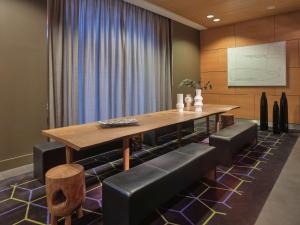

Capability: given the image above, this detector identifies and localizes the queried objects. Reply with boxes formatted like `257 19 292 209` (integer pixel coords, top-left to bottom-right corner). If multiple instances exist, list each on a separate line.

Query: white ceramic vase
185 94 193 111
194 89 203 112
176 94 184 112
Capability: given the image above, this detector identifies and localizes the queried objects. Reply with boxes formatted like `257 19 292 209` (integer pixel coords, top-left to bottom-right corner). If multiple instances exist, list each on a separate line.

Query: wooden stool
46 164 85 225
221 114 234 129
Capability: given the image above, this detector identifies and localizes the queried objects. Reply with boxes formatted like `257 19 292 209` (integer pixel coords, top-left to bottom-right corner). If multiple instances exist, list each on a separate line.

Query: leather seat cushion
103 143 216 225
103 163 167 196
210 122 257 142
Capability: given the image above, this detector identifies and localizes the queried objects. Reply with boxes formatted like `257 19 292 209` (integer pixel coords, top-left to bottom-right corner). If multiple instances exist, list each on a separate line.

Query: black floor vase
280 92 289 133
273 101 280 134
260 92 268 130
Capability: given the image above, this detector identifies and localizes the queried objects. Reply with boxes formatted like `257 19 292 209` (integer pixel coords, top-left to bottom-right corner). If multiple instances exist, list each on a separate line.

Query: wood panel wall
200 11 300 124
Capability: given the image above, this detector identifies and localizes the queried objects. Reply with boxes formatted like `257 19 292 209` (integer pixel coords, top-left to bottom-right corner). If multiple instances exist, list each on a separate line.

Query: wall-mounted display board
228 41 286 87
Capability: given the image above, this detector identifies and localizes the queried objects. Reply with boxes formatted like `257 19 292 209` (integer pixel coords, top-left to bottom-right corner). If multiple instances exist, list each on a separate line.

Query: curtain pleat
48 0 172 127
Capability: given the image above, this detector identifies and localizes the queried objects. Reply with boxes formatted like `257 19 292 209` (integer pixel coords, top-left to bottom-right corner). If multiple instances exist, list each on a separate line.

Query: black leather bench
102 143 216 225
33 140 122 184
209 121 257 166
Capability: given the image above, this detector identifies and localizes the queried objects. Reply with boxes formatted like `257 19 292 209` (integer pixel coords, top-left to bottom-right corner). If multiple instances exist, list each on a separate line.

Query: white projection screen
228 41 286 86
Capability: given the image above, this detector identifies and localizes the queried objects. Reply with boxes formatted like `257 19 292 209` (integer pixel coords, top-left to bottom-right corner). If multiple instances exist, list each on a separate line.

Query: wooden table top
43 104 239 151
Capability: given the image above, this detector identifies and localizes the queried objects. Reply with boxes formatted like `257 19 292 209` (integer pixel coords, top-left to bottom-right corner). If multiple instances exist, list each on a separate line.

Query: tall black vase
273 101 280 134
280 92 289 133
260 92 268 130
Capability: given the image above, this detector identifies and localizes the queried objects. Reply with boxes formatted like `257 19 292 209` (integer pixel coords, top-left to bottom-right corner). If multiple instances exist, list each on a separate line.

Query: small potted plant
179 79 212 112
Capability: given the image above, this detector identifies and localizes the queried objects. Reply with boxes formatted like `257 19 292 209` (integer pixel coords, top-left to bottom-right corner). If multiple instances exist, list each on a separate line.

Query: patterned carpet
0 125 295 225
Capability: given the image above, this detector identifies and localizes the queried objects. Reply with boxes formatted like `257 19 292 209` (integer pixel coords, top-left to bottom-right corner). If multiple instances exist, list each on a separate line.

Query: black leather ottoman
33 140 122 184
33 142 66 184
209 121 257 166
103 143 216 225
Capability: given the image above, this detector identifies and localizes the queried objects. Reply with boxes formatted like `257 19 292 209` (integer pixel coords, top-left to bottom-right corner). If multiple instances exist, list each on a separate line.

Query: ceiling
146 0 300 28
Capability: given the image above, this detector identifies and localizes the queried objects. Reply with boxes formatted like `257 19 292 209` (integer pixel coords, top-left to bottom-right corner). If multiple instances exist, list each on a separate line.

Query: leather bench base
103 143 216 225
209 121 257 166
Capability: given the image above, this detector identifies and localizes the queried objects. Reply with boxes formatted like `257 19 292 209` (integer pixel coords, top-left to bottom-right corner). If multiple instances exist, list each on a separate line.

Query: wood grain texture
200 49 227 72
65 146 73 164
276 68 300 96
235 16 275 47
123 138 130 171
286 40 300 67
219 95 255 119
201 72 235 94
147 0 300 28
46 164 84 180
200 11 300 124
200 25 235 50
275 11 300 41
202 94 220 104
46 164 85 225
43 105 239 151
235 87 276 95
287 96 300 123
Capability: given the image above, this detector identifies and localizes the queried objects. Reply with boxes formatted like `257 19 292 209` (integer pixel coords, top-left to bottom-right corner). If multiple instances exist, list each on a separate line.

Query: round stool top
46 164 84 180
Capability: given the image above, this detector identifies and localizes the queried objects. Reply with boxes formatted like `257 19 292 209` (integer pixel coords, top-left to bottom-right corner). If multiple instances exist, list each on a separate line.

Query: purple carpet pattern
0 130 284 225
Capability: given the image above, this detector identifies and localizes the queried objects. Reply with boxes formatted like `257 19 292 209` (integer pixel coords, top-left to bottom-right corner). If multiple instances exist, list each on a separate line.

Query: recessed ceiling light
213 18 220 22
207 15 214 19
266 5 276 10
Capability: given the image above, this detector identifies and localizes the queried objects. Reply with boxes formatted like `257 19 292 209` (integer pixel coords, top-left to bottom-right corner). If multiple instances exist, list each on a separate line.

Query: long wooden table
43 104 239 170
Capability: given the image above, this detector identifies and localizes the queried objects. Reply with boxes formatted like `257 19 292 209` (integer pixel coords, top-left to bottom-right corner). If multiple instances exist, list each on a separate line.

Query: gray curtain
48 0 172 128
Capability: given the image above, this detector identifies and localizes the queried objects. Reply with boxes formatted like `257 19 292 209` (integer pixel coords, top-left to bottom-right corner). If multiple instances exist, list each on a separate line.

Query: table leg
50 215 57 225
206 167 216 181
123 137 130 171
206 117 210 135
177 123 182 147
215 114 220 132
64 216 71 225
76 205 84 218
65 146 74 164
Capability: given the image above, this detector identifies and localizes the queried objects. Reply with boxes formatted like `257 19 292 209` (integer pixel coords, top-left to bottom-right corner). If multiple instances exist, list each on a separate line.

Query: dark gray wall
0 0 48 171
171 21 200 107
